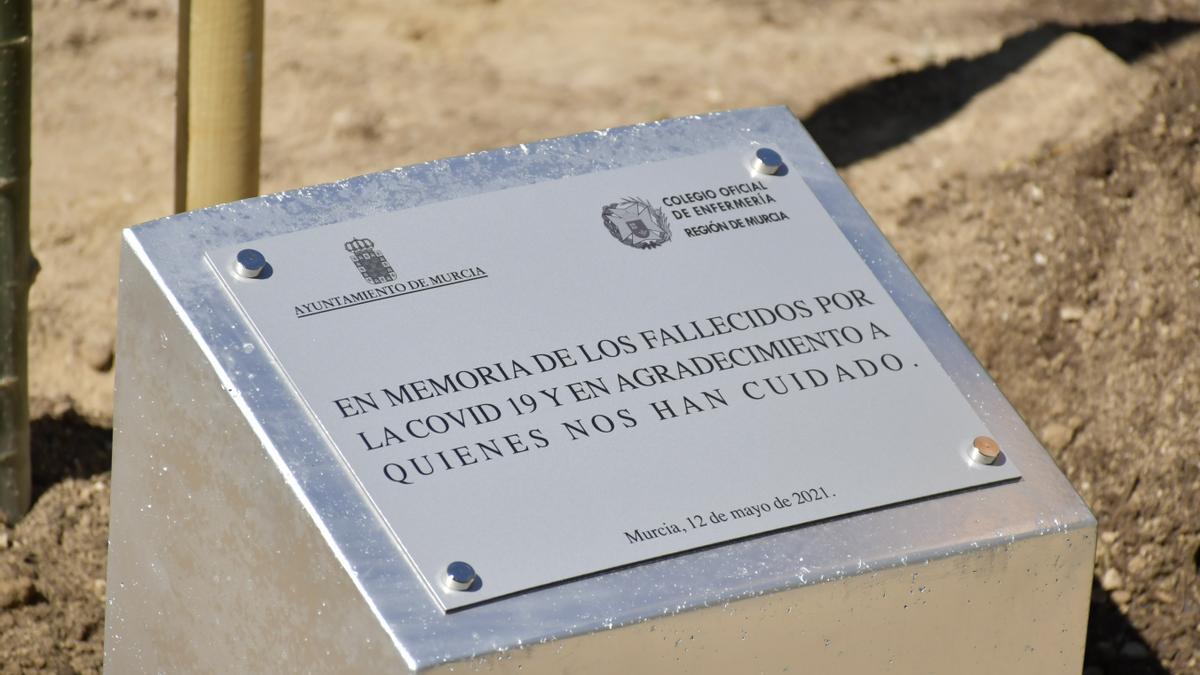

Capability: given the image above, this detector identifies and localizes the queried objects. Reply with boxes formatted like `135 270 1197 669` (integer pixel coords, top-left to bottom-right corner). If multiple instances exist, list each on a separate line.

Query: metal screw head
970 436 1001 465
751 147 784 175
443 561 476 592
234 249 266 278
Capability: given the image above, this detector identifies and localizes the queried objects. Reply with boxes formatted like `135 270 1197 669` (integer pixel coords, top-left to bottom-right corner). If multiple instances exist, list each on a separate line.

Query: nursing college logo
344 237 397 285
601 197 672 250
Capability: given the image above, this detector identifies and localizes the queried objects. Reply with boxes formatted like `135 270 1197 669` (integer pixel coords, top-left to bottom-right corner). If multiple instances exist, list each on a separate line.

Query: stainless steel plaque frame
106 107 1094 673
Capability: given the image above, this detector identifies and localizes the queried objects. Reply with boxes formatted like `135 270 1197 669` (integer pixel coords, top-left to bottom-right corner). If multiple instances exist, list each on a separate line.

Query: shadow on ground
804 18 1198 672
803 19 1199 167
1087 583 1171 674
31 411 113 502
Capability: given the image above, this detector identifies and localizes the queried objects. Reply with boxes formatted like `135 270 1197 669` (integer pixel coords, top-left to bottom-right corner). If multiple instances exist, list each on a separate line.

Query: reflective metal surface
444 562 477 593
111 107 1094 672
206 146 1019 609
106 246 404 672
233 248 266 278
751 147 783 175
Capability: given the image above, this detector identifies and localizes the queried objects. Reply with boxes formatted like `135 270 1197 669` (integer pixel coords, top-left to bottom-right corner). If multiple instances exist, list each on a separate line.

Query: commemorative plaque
107 108 1094 672
209 147 1018 609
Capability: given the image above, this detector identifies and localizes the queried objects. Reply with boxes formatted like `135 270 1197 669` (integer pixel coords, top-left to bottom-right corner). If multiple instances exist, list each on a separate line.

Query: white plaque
209 147 1020 609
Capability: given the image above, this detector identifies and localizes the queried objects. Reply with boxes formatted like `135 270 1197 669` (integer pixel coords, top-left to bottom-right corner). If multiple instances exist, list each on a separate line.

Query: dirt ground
1 0 1198 672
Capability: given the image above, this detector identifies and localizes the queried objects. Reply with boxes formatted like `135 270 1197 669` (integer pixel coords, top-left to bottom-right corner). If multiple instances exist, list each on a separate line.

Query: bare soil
2 0 1198 672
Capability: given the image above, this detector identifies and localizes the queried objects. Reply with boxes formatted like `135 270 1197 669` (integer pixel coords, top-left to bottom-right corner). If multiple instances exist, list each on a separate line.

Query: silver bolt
443 561 476 592
970 436 1001 465
751 147 784 175
234 249 266 279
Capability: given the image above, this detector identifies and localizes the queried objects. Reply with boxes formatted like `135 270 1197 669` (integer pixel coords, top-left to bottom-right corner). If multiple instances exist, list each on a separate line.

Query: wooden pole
176 0 263 212
0 0 34 521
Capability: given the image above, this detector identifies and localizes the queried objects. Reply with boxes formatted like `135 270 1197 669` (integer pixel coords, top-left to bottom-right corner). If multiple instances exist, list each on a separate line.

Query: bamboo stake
176 0 263 212
0 0 34 521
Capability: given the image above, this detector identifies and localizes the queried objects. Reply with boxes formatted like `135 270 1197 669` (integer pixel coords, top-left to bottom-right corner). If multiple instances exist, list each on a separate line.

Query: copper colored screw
970 436 1001 465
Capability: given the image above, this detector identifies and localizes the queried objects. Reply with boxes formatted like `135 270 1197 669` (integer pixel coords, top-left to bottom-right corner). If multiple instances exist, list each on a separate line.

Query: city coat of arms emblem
344 237 397 285
601 197 672 250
